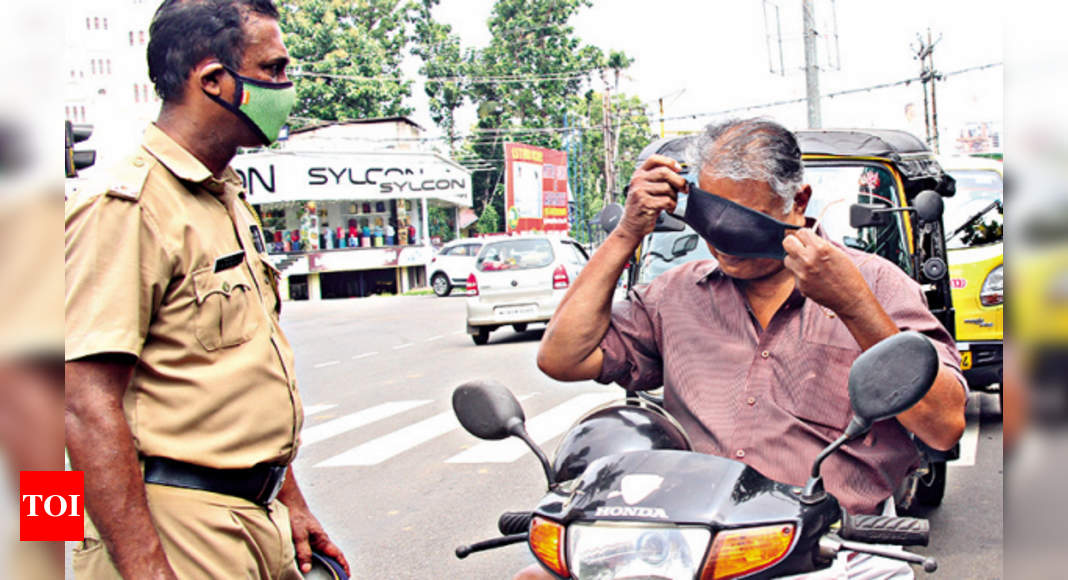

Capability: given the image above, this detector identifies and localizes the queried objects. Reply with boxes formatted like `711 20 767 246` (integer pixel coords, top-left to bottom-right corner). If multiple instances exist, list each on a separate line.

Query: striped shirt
597 240 965 514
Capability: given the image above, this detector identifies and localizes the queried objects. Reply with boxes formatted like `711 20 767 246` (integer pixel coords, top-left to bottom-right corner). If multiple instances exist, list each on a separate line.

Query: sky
414 0 1004 150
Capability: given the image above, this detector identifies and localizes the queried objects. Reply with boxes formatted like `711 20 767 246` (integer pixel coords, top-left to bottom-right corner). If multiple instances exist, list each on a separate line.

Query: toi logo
19 471 84 541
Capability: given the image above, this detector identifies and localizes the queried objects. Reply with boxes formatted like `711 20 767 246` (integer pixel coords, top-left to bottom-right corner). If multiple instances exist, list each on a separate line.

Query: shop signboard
504 143 569 233
231 151 472 207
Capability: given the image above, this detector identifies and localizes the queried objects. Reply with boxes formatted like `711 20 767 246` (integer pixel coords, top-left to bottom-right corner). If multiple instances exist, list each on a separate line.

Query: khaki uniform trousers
72 484 302 579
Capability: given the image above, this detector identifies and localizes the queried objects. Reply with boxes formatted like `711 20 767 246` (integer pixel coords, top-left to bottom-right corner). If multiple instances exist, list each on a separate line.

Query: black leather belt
143 457 287 506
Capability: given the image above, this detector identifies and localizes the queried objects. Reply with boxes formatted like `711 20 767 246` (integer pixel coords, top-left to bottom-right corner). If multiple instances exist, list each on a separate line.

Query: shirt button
747 397 756 406
222 281 231 292
736 449 746 458
760 350 770 359
133 157 145 167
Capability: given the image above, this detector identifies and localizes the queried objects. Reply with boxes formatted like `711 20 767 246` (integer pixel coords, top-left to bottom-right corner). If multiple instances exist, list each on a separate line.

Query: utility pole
912 29 942 152
802 0 821 128
602 81 615 206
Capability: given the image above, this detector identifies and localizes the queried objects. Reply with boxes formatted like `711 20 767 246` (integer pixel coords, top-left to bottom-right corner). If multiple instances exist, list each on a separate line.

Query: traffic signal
65 120 95 177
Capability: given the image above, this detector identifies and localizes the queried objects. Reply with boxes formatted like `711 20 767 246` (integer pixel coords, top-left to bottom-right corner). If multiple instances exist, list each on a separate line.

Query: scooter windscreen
551 399 692 483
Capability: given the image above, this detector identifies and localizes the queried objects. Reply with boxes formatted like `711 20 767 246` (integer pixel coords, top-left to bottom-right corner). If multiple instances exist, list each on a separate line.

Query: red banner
504 143 569 233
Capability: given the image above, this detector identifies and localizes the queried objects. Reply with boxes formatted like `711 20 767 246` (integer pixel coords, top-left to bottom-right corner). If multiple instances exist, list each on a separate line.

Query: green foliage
476 203 501 234
280 0 417 125
410 0 470 154
428 206 457 243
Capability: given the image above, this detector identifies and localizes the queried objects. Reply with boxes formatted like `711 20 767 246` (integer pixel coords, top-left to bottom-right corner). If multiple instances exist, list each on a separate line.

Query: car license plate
495 305 537 317
960 350 972 370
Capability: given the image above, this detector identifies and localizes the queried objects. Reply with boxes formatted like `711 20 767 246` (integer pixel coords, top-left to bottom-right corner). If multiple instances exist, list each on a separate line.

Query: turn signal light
553 265 570 290
701 524 796 580
466 274 479 296
529 516 568 578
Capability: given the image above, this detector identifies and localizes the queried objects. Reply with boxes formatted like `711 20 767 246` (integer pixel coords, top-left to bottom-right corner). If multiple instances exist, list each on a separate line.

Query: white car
427 239 484 297
465 235 589 345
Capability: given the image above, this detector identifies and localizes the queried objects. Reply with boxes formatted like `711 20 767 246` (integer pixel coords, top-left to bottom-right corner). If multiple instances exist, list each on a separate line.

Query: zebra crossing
300 391 618 468
299 391 986 469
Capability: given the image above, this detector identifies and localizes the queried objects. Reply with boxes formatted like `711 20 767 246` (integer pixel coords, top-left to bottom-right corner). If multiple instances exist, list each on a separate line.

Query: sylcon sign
232 151 473 207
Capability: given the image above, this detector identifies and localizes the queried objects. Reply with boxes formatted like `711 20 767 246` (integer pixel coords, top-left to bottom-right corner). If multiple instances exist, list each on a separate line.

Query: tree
565 90 655 243
280 0 417 126
460 0 606 231
410 0 470 156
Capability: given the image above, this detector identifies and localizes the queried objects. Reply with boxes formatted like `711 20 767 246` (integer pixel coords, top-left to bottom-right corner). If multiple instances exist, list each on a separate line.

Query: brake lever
819 535 938 573
455 533 528 559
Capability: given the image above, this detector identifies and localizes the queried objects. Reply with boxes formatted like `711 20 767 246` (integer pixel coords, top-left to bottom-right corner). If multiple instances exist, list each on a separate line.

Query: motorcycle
451 331 941 579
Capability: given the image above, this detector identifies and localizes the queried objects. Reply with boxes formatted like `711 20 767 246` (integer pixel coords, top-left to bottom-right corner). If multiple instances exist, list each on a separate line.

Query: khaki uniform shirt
65 124 302 469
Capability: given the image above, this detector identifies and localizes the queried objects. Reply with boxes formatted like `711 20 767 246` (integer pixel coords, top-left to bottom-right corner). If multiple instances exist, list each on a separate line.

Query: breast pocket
192 265 260 351
770 313 862 436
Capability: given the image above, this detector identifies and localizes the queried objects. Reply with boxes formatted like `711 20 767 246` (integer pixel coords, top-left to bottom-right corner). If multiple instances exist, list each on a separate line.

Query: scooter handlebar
498 511 534 535
839 512 930 547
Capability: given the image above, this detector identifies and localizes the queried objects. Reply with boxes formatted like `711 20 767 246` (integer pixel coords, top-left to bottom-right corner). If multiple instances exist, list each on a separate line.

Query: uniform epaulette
104 153 154 202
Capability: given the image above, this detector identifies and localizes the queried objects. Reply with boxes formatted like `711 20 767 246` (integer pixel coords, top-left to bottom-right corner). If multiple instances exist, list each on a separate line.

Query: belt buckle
256 465 287 505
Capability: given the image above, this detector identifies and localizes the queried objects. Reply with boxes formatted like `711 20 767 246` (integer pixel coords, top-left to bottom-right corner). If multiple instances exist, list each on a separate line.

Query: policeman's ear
196 60 228 99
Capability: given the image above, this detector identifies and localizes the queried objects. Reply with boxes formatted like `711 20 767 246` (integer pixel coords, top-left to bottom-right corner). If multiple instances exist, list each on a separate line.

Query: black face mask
679 182 801 260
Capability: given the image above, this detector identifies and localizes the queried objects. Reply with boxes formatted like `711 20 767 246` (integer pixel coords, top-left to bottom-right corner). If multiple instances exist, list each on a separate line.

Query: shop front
232 149 472 300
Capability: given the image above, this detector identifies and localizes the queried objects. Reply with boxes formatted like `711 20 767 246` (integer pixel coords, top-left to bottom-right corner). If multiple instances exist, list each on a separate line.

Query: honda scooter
451 331 941 579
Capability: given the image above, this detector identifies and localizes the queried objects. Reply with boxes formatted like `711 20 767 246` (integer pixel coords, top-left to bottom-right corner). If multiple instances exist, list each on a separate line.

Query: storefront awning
231 150 472 207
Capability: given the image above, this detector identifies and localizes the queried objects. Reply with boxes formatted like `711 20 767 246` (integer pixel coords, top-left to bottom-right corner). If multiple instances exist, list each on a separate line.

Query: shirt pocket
770 342 857 436
192 265 260 351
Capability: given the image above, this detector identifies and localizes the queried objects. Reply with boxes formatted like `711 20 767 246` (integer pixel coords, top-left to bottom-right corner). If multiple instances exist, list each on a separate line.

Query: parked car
427 239 483 297
940 156 1004 400
465 235 589 345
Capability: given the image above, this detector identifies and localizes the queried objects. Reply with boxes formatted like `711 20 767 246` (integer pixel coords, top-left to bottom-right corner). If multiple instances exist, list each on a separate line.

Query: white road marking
303 404 337 417
314 360 340 368
302 400 432 446
949 394 982 467
426 335 443 341
393 343 414 350
352 352 379 359
317 394 535 467
446 392 619 464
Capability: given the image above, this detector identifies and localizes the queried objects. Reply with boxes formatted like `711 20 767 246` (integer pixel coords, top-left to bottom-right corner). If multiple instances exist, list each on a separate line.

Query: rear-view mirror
849 203 891 229
844 331 939 438
598 204 624 234
671 234 699 257
452 381 526 440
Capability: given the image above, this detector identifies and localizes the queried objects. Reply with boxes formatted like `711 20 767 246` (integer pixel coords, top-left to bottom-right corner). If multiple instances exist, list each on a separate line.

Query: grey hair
690 118 805 214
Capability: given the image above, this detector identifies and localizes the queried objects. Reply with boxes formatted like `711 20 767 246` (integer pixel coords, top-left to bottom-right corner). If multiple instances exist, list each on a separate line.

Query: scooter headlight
567 522 711 580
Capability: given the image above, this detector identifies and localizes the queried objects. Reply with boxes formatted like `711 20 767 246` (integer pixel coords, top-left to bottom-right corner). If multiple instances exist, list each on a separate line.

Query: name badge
213 250 245 273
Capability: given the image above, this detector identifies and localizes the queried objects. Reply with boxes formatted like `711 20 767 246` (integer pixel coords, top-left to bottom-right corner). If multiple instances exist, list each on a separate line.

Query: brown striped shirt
597 239 965 514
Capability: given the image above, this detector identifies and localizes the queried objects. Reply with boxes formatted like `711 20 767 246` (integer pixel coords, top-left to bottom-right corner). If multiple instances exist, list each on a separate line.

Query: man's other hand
618 154 687 243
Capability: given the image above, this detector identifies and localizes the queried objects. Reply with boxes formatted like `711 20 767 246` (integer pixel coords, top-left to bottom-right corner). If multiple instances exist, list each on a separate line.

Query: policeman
64 1 348 578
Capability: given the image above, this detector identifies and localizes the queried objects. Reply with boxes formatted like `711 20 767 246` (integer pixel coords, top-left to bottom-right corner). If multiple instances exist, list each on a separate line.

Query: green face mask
205 65 296 144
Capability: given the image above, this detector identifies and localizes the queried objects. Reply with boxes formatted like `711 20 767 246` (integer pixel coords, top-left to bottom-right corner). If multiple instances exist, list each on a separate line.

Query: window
80 106 86 122
139 30 145 44
86 18 91 30
142 84 150 102
129 31 134 46
103 18 108 30
476 239 555 272
106 60 112 74
94 17 100 29
91 60 96 75
64 106 70 120
134 84 140 103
